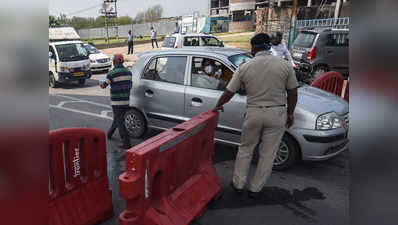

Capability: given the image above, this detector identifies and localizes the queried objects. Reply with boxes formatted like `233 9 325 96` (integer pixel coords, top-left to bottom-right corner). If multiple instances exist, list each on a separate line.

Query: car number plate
293 52 302 58
73 72 84 76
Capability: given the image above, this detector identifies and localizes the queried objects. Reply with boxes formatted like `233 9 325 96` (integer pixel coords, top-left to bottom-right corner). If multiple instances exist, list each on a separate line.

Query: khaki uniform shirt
227 51 298 107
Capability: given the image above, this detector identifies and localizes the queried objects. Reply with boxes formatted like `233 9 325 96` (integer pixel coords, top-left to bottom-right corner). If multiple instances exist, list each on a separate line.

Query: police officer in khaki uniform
213 33 298 198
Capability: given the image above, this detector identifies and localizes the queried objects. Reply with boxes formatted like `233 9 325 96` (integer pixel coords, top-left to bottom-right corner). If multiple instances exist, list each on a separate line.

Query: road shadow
209 185 325 220
54 78 100 90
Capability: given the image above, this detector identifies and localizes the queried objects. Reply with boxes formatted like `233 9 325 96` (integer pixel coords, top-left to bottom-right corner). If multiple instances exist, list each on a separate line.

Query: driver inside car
192 58 226 90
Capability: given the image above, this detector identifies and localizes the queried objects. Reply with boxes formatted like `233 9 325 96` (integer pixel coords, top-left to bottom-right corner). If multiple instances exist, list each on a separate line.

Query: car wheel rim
274 141 289 166
125 112 142 134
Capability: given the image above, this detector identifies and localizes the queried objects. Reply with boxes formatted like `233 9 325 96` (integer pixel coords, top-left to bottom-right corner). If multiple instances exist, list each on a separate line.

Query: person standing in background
270 31 296 68
127 30 134 54
150 26 159 48
173 22 180 34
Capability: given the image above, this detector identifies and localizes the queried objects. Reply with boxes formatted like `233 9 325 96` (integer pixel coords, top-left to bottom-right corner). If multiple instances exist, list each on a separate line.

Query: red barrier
344 81 349 102
119 111 221 225
49 128 113 225
311 71 345 97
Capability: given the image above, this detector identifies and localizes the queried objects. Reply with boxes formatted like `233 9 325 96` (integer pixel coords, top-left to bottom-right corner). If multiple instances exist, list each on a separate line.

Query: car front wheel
49 73 59 88
124 108 147 138
273 135 300 170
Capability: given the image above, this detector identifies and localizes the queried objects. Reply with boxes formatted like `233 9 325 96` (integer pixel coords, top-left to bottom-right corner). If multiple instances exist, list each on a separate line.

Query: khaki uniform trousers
232 106 286 192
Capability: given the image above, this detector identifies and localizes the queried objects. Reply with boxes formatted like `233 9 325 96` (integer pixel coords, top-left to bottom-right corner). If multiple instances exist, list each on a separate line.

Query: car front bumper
291 127 349 161
58 71 91 82
90 62 112 71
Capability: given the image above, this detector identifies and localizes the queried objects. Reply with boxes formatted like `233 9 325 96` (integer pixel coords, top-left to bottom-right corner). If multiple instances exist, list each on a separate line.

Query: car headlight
58 65 69 73
316 112 344 130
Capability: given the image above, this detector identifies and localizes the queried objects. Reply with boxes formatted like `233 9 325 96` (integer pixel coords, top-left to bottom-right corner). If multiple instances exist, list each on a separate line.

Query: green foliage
135 4 163 24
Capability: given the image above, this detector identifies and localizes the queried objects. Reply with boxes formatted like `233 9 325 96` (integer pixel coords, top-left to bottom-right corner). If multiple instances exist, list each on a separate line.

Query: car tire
124 108 147 138
78 79 86 85
312 65 329 80
273 135 300 171
49 73 59 88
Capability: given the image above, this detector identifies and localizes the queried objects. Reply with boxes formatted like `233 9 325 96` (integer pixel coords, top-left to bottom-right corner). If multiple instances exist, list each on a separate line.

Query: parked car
125 48 349 170
291 28 349 78
161 33 225 49
84 44 112 73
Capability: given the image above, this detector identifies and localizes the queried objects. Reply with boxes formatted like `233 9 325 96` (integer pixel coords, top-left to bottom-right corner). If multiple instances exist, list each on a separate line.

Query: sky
49 0 209 18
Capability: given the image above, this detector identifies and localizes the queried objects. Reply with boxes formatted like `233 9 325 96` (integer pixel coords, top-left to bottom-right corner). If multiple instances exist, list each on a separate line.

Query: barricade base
49 177 113 225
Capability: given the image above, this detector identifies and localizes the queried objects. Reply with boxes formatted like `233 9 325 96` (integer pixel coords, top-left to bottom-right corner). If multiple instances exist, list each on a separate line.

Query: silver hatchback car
125 48 349 170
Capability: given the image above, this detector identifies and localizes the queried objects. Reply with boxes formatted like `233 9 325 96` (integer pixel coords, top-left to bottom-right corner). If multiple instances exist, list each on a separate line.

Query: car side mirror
237 88 246 96
49 52 54 59
220 42 224 47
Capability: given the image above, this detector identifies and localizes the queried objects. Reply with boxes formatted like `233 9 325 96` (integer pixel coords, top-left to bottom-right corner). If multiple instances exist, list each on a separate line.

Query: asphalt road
49 76 349 225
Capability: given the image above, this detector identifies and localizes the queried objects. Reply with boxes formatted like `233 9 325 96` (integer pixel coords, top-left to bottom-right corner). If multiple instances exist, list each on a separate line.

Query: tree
117 16 134 26
49 15 60 27
134 4 163 24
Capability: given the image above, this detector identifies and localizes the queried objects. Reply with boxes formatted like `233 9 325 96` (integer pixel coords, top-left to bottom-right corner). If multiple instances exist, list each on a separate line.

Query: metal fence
296 17 350 30
78 20 177 39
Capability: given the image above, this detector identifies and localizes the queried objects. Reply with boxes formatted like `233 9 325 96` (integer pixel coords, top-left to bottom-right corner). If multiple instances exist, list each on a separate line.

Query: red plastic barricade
119 111 221 225
311 71 345 97
49 128 113 225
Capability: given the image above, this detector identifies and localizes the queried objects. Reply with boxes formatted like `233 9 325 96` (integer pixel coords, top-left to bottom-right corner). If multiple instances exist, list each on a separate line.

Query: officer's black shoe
230 182 244 195
248 190 262 199
118 144 132 149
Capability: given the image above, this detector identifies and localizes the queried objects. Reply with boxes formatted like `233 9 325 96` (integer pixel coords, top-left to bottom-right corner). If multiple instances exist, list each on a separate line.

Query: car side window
327 33 349 47
142 56 187 85
201 37 221 47
190 57 234 91
184 37 200 46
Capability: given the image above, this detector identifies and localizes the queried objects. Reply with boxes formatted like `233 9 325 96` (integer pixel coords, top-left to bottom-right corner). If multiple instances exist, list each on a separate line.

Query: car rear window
228 54 252 67
293 32 317 48
162 37 176 48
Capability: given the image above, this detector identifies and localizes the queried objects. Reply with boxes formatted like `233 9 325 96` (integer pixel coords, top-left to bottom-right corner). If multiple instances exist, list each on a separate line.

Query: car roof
168 33 217 37
301 27 349 34
139 47 249 58
50 40 83 45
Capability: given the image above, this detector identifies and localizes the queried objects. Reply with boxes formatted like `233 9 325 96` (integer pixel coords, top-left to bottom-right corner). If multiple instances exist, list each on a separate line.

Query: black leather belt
257 105 286 108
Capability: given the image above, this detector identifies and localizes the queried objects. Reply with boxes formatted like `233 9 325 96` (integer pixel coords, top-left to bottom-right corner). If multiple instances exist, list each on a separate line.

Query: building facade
209 0 350 32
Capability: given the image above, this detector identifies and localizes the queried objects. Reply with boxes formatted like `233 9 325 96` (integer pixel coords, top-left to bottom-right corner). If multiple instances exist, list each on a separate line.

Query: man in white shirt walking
270 31 296 68
150 27 159 48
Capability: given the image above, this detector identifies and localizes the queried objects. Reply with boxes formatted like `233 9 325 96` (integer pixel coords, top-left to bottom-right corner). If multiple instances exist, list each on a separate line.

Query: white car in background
84 44 112 73
161 33 226 49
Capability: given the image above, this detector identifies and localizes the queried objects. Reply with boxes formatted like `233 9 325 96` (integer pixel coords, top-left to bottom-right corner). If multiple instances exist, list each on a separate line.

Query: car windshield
293 32 317 48
228 53 252 67
84 44 100 54
162 37 176 48
55 43 89 62
201 36 222 47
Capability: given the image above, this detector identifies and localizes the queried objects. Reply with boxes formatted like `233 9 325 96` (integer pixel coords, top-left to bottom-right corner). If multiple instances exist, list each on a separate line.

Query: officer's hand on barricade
287 114 294 128
212 106 224 112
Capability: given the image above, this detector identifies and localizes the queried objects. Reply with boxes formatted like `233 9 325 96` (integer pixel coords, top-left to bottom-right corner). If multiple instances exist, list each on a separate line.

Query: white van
49 27 91 88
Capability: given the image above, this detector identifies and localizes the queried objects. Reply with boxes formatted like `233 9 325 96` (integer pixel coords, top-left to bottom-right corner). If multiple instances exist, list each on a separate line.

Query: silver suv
125 48 349 170
291 28 349 78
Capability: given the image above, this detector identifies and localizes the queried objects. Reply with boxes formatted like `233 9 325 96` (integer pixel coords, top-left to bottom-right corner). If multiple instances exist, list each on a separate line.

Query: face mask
215 69 222 78
204 65 214 75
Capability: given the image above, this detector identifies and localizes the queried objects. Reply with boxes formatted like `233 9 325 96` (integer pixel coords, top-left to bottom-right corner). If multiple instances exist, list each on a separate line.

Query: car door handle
191 97 202 107
327 50 334 54
145 90 154 97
